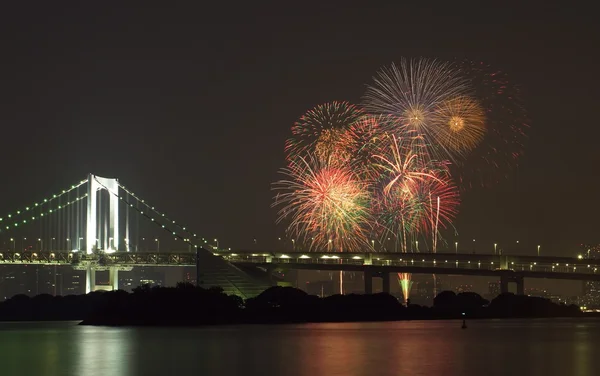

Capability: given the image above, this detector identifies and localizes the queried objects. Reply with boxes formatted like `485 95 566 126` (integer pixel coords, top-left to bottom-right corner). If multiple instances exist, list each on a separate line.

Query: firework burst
285 101 363 166
371 133 440 197
432 96 486 157
273 57 528 297
344 114 390 178
363 58 472 162
272 156 372 252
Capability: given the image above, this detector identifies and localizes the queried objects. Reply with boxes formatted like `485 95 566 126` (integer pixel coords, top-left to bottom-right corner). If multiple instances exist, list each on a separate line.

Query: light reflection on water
0 319 598 376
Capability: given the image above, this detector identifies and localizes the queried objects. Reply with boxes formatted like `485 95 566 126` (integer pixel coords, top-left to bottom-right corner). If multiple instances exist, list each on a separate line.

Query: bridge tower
86 174 120 254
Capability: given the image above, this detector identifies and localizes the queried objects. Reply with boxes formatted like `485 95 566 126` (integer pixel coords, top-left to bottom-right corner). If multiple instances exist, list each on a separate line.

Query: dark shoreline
0 284 584 326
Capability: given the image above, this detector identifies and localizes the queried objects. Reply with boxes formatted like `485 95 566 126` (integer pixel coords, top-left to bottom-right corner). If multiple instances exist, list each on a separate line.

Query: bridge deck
0 250 598 281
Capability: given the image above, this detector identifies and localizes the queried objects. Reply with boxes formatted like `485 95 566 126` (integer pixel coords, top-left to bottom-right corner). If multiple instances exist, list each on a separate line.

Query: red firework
285 101 363 167
272 155 372 252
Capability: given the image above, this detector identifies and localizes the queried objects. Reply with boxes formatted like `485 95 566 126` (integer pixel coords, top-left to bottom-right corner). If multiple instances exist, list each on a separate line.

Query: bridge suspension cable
2 175 220 252
117 183 208 245
92 178 205 251
1 193 88 231
0 179 87 225
0 180 87 230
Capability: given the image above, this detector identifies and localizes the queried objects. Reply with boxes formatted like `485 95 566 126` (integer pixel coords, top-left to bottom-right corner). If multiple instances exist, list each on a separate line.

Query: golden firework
433 96 486 156
404 105 427 129
314 128 352 166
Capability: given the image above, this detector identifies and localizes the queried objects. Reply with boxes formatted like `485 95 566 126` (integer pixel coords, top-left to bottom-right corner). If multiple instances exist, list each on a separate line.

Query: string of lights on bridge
117 183 212 247
0 179 216 252
2 175 224 251
92 178 220 250
0 179 87 225
1 193 88 231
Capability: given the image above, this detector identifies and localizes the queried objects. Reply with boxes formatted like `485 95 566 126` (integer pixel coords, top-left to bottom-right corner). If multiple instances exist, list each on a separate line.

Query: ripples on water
0 319 598 376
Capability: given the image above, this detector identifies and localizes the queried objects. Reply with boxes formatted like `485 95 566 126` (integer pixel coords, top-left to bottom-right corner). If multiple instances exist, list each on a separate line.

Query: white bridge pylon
86 173 120 254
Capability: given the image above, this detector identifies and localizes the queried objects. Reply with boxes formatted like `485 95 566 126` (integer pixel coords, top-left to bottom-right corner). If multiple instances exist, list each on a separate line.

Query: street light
494 243 497 254
51 238 56 251
78 237 84 251
22 237 27 251
10 238 15 250
537 245 541 257
371 239 375 251
37 238 43 251
455 241 458 254
291 239 296 250
66 238 70 250
328 239 332 251
415 240 419 252
214 238 219 249
155 239 160 252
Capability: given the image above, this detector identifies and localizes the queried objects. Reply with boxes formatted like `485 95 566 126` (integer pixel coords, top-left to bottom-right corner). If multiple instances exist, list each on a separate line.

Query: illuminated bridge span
216 250 600 295
0 174 269 298
2 249 600 296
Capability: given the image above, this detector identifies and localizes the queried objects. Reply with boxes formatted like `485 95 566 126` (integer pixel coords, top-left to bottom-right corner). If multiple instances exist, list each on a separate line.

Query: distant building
0 265 86 299
410 275 443 304
455 284 473 293
134 267 164 288
488 281 501 299
580 244 600 308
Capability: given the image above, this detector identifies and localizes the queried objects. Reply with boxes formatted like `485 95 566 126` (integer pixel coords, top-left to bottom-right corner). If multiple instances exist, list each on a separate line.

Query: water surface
0 319 598 376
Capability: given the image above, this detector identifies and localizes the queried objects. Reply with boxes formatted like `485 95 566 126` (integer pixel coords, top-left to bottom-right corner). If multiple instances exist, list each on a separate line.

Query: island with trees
0 283 583 325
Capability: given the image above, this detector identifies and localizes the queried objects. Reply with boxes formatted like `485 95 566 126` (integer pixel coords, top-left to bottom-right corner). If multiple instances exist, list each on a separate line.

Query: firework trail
285 101 363 166
369 133 459 302
370 138 459 250
398 273 412 305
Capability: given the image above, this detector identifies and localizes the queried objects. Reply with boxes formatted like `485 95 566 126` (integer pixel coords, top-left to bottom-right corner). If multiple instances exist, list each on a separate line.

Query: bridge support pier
500 274 525 295
517 278 524 295
382 272 390 294
85 265 120 293
109 267 119 291
85 265 96 294
364 269 373 294
364 269 390 294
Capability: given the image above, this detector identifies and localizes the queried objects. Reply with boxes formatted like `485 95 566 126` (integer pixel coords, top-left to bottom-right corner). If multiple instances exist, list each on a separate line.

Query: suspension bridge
0 174 271 298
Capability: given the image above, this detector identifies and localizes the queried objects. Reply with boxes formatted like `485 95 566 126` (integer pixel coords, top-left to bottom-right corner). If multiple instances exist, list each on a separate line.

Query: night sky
0 3 598 256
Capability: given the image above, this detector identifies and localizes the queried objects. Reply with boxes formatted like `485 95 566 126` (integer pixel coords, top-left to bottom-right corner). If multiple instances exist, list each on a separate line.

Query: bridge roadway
218 250 600 294
1 249 599 294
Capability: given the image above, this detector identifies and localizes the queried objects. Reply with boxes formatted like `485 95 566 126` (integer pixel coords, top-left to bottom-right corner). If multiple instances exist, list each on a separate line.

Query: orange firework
432 96 486 157
285 101 363 167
